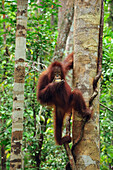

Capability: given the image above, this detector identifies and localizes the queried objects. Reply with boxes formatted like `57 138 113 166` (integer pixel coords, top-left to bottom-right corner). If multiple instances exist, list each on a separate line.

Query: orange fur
37 53 91 145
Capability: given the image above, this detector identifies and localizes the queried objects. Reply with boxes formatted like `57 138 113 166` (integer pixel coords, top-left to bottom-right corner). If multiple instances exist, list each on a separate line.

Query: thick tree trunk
72 0 102 169
10 1 28 169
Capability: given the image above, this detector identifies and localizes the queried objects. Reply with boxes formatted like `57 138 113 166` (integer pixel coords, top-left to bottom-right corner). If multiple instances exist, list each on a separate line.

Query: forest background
0 0 113 169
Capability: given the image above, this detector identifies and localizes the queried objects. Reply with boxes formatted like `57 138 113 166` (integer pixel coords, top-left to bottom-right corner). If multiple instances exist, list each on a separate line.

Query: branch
89 0 104 107
66 113 72 136
97 0 104 73
65 113 76 169
100 103 113 112
71 117 88 152
89 88 98 107
64 143 76 170
26 59 47 69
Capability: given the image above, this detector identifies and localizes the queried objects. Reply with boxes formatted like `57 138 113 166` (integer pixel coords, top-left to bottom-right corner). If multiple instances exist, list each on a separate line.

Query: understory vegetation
0 0 113 169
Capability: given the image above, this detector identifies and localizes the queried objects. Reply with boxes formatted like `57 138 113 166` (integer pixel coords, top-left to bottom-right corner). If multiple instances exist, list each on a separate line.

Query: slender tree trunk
53 0 74 60
10 1 28 169
72 0 102 169
56 0 74 87
58 0 74 56
65 21 74 55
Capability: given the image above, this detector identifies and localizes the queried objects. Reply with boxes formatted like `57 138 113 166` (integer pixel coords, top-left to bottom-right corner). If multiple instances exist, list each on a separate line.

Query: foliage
0 0 67 169
0 0 113 169
100 1 113 169
0 0 16 168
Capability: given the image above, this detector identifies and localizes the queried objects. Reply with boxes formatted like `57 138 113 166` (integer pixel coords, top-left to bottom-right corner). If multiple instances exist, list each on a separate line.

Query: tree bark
10 1 28 169
53 0 74 61
72 0 102 169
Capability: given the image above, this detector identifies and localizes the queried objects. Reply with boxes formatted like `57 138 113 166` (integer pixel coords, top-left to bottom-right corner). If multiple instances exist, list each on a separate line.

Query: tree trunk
10 1 28 169
65 21 74 55
53 0 74 60
72 0 102 169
